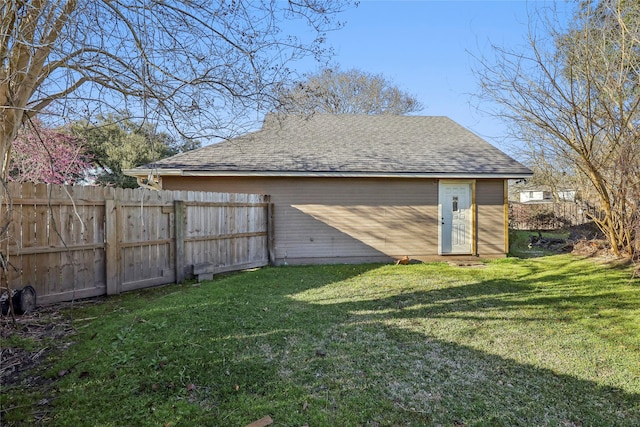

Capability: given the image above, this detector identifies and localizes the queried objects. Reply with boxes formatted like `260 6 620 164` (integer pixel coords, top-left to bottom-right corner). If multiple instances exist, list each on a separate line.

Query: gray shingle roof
134 114 532 177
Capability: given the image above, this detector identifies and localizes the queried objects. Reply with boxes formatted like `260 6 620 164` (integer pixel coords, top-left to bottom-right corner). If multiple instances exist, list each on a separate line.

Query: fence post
174 200 185 283
105 199 120 295
266 196 275 265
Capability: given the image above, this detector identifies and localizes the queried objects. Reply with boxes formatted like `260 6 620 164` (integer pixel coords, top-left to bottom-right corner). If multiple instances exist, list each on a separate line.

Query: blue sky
295 0 568 156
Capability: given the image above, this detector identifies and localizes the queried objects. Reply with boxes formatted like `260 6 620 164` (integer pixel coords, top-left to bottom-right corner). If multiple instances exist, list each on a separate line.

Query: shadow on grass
276 262 640 425
278 265 640 425
26 261 640 426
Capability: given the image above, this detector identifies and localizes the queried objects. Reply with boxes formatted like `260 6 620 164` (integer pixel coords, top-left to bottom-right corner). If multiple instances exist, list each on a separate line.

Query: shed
126 114 533 264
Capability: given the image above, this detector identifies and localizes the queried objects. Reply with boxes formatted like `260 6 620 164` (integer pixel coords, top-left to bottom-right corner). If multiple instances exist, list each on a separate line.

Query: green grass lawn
2 255 640 426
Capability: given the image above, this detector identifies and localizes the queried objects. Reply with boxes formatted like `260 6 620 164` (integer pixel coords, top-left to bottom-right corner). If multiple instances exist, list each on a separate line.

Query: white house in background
556 189 577 202
519 188 576 203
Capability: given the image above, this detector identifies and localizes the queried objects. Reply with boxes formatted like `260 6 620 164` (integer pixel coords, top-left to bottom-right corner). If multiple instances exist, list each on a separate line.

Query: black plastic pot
1 286 36 315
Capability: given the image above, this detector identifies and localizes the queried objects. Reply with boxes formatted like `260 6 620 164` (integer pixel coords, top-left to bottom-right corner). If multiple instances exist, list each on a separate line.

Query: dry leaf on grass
244 415 273 427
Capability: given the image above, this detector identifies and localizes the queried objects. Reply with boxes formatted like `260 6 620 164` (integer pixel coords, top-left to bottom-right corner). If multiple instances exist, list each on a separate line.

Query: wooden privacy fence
1 182 272 305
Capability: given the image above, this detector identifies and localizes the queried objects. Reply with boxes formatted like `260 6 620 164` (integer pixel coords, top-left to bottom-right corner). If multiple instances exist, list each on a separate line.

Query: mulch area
0 302 92 425
1 306 75 388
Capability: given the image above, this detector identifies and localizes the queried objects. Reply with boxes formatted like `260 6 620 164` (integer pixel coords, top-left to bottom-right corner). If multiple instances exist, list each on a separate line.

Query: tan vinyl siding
475 179 507 256
162 176 440 264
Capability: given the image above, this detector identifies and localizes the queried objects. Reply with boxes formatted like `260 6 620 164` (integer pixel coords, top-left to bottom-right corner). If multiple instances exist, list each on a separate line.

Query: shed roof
128 114 532 179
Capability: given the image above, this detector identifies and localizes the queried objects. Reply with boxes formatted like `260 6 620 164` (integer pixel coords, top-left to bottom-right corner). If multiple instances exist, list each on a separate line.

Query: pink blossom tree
10 120 92 185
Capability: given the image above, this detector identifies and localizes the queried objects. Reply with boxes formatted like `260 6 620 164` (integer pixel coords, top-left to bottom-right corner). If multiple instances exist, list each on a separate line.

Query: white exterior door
439 182 472 254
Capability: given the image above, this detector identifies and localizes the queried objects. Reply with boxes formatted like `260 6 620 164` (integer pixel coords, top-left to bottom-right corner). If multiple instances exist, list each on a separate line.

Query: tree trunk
1 86 21 181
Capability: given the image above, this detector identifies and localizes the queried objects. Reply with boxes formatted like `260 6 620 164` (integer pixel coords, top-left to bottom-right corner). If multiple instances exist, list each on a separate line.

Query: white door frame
438 180 475 255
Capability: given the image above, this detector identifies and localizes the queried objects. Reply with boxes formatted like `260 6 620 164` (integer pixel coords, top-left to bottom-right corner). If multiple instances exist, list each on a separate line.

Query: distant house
126 114 532 264
519 188 576 203
557 189 577 202
520 189 552 203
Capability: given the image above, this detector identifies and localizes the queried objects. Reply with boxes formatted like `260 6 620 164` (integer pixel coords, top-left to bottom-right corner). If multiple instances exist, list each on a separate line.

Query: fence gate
106 199 176 293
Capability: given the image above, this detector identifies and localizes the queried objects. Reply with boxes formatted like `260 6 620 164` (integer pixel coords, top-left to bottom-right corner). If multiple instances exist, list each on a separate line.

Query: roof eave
125 168 533 180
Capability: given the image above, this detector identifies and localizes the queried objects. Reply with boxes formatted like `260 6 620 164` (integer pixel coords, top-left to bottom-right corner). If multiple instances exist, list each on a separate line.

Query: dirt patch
447 261 486 268
1 297 113 424
571 239 611 258
1 305 77 426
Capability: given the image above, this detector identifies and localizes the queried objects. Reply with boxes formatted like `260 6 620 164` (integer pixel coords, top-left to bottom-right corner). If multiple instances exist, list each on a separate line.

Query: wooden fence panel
2 184 108 304
1 183 270 306
182 195 269 274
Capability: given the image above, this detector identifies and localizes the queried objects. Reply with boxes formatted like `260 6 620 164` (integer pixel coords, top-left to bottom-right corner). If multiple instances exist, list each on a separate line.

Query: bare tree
274 66 423 115
0 0 354 183
475 0 640 259
0 0 353 304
